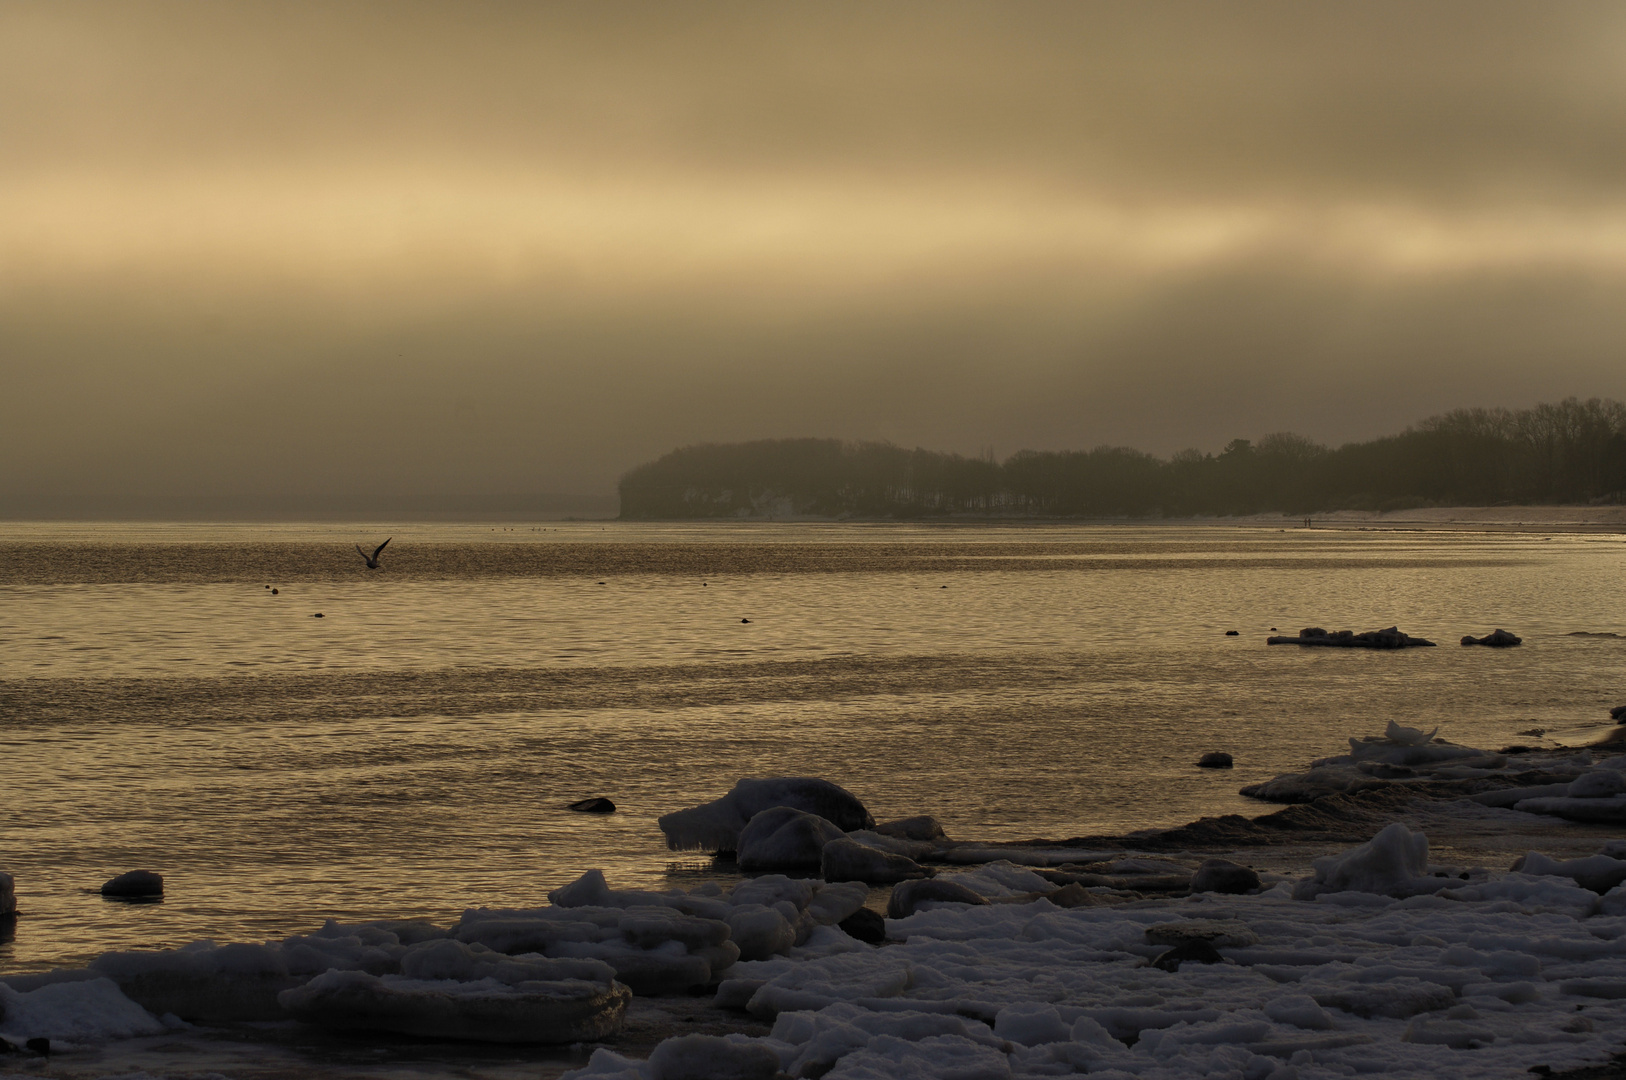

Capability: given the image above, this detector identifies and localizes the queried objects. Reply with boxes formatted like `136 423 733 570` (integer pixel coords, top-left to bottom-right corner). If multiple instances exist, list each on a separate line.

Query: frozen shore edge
10 738 1626 1079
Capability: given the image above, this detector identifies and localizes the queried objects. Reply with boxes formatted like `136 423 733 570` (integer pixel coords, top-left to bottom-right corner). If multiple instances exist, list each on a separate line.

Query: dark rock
1267 625 1435 648
837 907 886 944
1612 705 1626 722
1043 882 1106 908
567 797 616 813
100 870 163 898
1461 628 1522 647
1152 938 1225 972
872 815 947 842
312 613 324 618
886 878 988 919
1197 752 1233 769
25 1039 49 1056
1224 630 1239 636
1189 858 1261 894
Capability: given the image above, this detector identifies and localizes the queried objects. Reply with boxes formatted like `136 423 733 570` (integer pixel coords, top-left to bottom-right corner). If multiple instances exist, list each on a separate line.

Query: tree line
618 397 1626 518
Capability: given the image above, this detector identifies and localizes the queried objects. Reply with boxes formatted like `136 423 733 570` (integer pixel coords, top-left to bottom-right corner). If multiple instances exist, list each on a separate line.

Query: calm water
1 521 1623 972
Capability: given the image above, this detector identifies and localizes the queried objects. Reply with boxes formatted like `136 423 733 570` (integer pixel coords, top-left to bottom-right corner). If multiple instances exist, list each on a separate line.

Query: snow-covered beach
11 720 1626 1079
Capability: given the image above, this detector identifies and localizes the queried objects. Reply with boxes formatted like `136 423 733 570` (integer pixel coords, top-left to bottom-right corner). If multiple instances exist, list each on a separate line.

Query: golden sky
5 1 1626 508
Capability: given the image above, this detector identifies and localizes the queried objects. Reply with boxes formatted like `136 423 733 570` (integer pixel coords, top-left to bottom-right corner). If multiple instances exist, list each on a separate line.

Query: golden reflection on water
0 524 1620 971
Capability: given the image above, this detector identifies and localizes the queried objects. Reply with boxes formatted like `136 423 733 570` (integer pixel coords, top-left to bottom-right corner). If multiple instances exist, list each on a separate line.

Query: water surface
2 522 1622 971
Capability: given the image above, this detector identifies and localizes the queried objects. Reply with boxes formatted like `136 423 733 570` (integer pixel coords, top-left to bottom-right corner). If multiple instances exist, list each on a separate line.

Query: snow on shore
10 739 1626 1077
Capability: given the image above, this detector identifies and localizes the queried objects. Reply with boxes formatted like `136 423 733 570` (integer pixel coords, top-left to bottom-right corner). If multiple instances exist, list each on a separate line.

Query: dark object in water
740 618 751 623
838 907 886 944
1461 628 1521 647
312 613 324 618
1611 705 1626 722
1266 626 1435 649
568 797 617 814
1569 631 1623 638
1197 752 1234 769
1152 938 1225 971
271 588 278 594
26 1038 49 1056
1224 630 1239 636
101 870 164 898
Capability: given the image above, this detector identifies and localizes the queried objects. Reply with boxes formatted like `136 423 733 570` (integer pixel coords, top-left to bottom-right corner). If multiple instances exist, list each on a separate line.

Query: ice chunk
731 875 816 911
805 881 870 926
1385 721 1440 746
279 940 626 1043
737 806 846 870
726 907 797 961
1264 994 1333 1030
645 1033 781 1080
0 977 164 1044
886 878 988 918
279 967 630 1043
993 1002 1070 1046
1292 822 1431 900
1511 851 1626 893
1514 794 1626 823
89 941 300 1021
561 1047 651 1079
746 953 912 1017
1569 769 1626 798
820 838 928 884
872 816 947 842
658 778 874 852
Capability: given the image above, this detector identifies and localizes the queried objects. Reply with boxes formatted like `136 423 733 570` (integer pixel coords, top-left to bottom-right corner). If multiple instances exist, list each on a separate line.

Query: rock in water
1196 752 1233 768
566 797 616 813
0 871 15 917
100 871 163 898
658 777 874 852
736 806 846 870
1267 625 1436 648
1190 858 1260 894
1461 628 1522 647
1610 704 1626 722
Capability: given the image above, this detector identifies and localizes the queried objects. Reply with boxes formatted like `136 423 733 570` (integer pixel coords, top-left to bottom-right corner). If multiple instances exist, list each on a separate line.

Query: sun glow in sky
6 1 1626 510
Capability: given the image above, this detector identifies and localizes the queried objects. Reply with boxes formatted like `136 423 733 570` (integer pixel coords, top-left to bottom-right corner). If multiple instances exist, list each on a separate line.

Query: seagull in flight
356 538 391 569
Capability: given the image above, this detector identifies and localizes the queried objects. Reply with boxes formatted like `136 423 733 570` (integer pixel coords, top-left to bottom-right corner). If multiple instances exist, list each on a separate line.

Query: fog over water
3 523 1623 970
6 3 1626 514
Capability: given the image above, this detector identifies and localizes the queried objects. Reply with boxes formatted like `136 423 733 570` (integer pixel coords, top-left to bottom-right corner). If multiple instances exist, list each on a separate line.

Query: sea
1 521 1623 974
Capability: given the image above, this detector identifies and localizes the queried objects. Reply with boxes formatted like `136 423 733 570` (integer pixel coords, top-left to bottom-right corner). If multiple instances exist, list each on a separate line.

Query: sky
5 1 1626 514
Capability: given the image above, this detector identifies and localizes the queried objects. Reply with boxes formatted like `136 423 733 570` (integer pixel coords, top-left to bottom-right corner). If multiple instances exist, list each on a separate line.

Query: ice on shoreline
11 747 1626 1076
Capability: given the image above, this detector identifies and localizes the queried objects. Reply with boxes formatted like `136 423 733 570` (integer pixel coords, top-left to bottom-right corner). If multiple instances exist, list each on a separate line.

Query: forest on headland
618 398 1626 519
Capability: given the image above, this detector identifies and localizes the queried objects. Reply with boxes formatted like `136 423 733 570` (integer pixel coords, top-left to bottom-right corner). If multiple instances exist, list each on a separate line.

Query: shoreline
11 732 1626 1078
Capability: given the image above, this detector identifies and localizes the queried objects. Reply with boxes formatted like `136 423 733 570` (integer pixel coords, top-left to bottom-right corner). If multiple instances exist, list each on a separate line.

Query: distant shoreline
614 505 1626 533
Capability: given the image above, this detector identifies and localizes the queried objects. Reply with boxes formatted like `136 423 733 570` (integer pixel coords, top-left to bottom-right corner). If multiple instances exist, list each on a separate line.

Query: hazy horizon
7 1 1626 515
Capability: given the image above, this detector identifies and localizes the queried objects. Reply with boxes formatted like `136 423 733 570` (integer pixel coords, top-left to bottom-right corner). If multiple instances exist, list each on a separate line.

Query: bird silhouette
356 538 391 569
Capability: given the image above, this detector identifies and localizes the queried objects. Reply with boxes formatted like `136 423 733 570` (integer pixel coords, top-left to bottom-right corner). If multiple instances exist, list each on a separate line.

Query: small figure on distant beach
356 538 391 569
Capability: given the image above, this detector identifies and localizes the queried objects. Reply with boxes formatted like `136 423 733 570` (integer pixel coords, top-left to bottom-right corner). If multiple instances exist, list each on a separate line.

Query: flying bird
356 538 391 569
